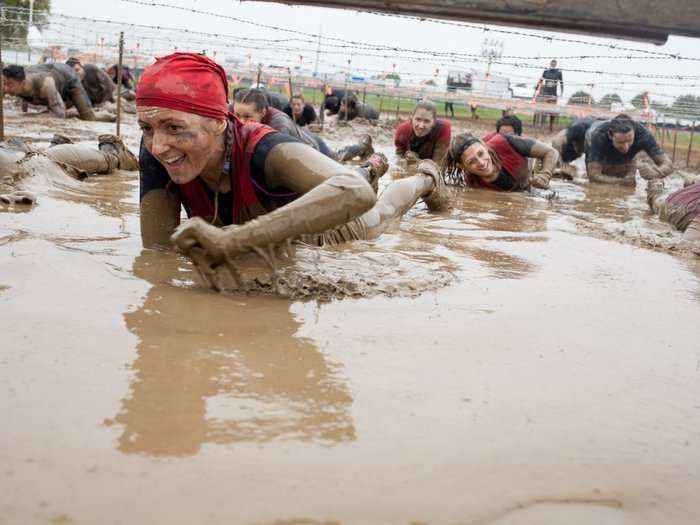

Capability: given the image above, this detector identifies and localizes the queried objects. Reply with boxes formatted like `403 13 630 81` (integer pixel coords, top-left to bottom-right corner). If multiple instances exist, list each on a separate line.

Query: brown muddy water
1 108 699 525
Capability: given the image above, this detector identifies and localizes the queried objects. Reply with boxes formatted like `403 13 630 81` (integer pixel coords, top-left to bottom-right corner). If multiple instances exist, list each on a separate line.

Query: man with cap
65 57 115 106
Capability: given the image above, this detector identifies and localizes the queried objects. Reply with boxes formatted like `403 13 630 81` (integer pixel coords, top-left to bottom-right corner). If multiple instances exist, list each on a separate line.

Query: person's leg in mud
551 129 578 180
303 160 450 246
43 135 139 174
0 146 36 204
334 134 374 162
68 83 115 122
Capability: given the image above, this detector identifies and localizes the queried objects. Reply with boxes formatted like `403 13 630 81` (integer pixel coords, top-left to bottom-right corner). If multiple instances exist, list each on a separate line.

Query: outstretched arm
171 142 376 266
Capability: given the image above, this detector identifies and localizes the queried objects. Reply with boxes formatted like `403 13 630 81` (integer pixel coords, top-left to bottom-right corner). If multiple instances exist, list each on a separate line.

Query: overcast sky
48 0 700 106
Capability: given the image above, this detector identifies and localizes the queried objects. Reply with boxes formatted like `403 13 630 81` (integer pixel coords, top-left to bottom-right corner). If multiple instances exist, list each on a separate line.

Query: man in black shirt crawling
584 114 673 185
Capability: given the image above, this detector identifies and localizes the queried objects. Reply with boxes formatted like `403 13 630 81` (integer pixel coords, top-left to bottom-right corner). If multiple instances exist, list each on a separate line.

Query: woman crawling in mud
443 131 558 191
394 99 451 165
136 53 450 290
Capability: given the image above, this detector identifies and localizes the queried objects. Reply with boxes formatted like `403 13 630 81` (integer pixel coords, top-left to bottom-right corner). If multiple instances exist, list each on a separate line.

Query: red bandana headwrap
136 52 229 120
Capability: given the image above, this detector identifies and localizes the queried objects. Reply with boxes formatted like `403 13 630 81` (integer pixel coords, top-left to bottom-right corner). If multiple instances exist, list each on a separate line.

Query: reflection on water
109 251 355 457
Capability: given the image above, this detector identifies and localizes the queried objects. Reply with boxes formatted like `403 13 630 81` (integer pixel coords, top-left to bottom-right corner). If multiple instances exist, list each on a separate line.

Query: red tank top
178 114 280 225
467 133 528 190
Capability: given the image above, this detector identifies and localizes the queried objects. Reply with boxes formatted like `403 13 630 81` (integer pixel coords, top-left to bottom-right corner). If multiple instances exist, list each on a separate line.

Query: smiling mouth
162 155 185 169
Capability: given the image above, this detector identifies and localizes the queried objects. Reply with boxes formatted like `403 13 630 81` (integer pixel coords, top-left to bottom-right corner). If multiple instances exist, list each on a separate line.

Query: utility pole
313 25 322 78
116 32 124 138
27 0 35 63
480 38 503 97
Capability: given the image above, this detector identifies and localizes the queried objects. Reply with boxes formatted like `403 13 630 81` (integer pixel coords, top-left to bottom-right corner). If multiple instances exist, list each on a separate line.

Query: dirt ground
1 106 699 525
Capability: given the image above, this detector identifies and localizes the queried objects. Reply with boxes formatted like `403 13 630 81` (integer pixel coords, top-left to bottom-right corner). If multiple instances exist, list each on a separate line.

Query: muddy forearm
432 142 449 165
586 162 628 184
530 140 558 174
43 78 66 118
652 154 674 177
218 142 376 253
221 173 375 253
140 189 182 248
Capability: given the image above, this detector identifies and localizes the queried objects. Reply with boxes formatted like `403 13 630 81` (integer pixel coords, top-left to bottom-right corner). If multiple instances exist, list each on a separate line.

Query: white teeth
164 156 184 165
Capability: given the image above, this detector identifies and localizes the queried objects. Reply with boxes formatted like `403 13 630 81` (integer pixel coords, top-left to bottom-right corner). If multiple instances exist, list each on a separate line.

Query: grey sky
50 0 700 106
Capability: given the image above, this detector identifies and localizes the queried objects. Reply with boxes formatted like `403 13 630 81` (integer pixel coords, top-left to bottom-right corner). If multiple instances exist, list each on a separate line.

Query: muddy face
2 76 24 96
498 125 516 136
411 108 435 138
233 101 265 123
460 142 492 178
290 97 304 117
610 130 635 154
137 107 226 185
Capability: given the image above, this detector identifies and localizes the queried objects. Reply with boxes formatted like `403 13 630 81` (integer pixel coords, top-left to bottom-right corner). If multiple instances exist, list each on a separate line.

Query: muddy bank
1 108 699 525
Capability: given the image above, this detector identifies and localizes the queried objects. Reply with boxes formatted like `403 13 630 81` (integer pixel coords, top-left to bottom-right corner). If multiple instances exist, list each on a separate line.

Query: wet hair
291 93 305 103
608 114 635 135
412 99 437 120
2 65 25 81
443 132 501 186
496 115 523 136
341 94 358 109
233 88 269 112
65 57 81 68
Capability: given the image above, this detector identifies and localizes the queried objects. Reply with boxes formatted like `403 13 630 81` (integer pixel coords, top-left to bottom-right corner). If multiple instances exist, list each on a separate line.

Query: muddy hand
171 217 248 290
638 164 664 180
530 171 551 190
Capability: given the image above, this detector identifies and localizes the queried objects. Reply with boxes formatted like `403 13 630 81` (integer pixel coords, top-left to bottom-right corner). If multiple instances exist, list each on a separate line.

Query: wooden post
343 58 350 123
672 120 679 163
362 87 366 104
0 25 4 141
115 32 124 138
287 67 293 98
256 63 261 86
661 121 665 149
319 75 326 131
687 120 696 167
395 96 400 120
378 84 385 117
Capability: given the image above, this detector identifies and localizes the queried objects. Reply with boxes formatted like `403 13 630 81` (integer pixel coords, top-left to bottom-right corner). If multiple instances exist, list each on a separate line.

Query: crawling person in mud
549 116 599 179
0 134 139 205
65 57 114 106
135 53 450 289
337 94 380 121
2 64 115 122
106 64 136 101
482 114 523 141
443 131 558 191
322 86 353 116
394 99 451 166
583 114 673 186
646 178 700 243
233 88 374 163
283 94 317 127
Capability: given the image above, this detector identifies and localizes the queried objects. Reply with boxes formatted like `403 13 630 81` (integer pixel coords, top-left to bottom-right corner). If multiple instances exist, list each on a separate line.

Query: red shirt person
394 99 451 164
